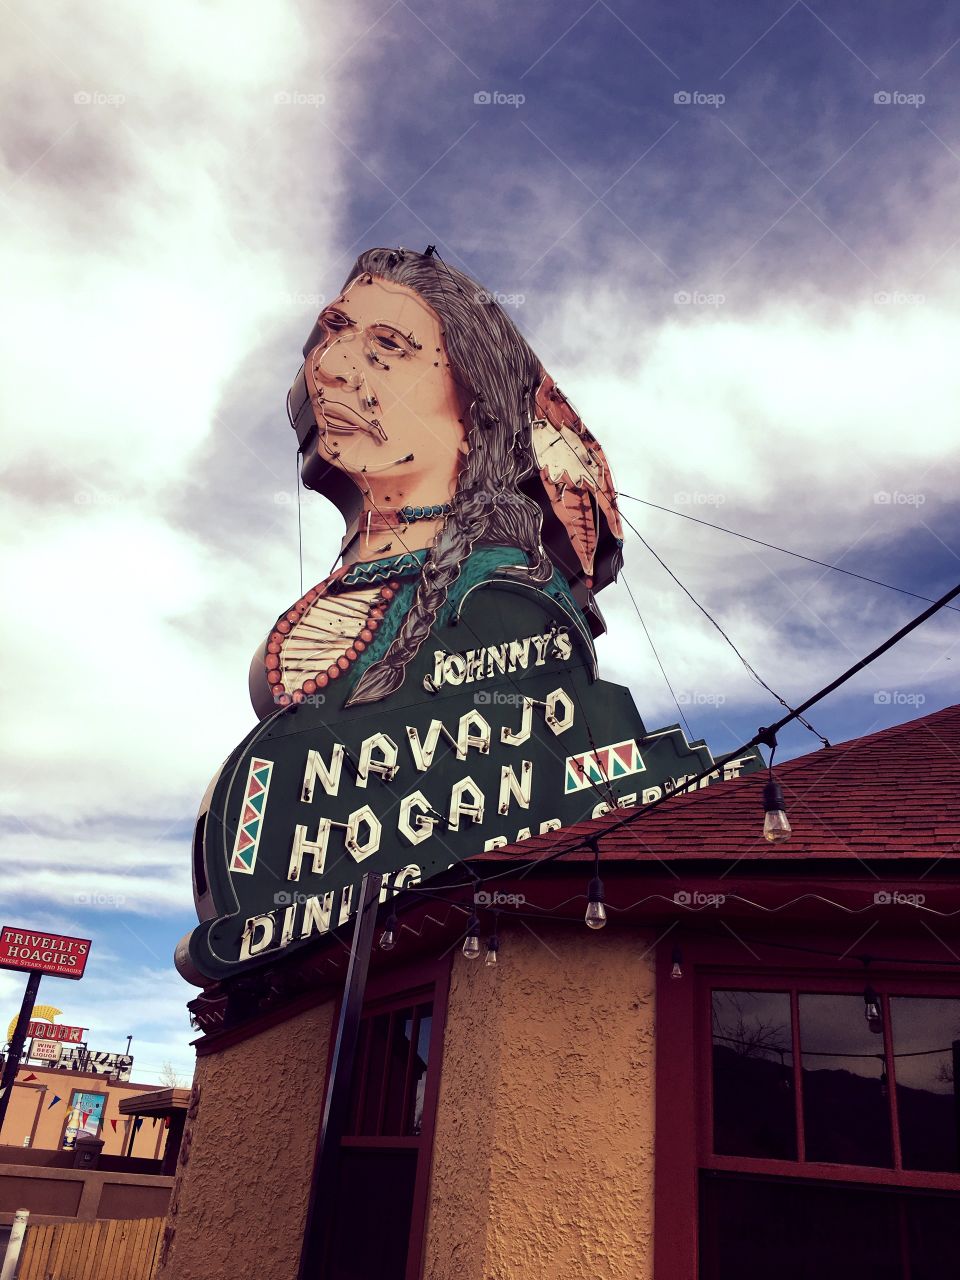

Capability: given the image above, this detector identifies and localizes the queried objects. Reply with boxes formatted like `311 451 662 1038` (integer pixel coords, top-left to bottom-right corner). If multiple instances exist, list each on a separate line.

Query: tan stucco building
159 706 960 1279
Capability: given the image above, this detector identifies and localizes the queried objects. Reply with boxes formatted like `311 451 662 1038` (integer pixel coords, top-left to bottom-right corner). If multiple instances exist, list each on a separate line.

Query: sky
1 0 958 1081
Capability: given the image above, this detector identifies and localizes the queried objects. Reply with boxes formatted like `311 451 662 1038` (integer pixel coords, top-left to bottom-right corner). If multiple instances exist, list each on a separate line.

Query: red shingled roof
478 703 960 864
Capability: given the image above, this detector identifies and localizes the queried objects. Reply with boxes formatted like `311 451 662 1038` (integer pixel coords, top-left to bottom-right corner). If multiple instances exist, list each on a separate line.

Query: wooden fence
14 1216 163 1280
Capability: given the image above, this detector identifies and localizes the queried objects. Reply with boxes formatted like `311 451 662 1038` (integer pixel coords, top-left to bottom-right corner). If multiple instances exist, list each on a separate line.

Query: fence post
0 1208 29 1280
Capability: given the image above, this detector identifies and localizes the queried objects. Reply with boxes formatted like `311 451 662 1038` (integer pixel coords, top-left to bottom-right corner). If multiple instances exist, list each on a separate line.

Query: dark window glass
890 996 960 1172
359 1013 390 1135
712 990 795 1159
381 1013 414 1136
327 1148 417 1280
410 1009 432 1136
700 1173 907 1280
799 993 892 1167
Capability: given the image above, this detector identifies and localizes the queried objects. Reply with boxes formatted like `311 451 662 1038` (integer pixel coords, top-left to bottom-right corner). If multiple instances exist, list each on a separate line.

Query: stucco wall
423 925 657 1280
157 998 335 1280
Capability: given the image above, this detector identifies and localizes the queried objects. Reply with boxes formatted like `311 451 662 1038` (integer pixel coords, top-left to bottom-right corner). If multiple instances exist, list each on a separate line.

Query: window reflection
890 996 960 1173
712 990 795 1160
799 993 891 1167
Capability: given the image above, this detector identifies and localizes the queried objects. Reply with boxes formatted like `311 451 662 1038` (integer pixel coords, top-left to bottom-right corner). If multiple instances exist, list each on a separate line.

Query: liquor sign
0 928 91 980
177 248 763 986
30 1039 62 1062
26 1020 86 1043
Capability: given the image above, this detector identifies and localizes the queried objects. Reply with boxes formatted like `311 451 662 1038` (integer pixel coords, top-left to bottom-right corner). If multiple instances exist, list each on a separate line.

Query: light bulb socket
587 876 605 905
762 778 786 813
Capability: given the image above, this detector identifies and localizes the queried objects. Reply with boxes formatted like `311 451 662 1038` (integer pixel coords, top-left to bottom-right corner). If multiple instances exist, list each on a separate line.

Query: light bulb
864 985 883 1033
670 946 683 979
379 913 397 951
484 941 499 967
762 778 792 843
462 915 481 959
583 870 604 931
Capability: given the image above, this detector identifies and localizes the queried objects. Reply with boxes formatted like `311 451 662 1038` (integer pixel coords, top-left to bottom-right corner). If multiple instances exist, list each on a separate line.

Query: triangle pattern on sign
236 828 254 852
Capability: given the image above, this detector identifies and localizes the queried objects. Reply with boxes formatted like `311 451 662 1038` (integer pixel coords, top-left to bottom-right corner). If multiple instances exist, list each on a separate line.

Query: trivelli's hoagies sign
178 248 761 985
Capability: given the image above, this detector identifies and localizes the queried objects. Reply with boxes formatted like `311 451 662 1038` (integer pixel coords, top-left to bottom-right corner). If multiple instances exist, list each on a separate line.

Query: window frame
324 955 451 1280
654 934 960 1280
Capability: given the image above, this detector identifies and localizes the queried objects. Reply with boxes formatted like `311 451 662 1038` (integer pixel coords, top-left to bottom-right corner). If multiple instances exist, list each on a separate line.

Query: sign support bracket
0 971 41 1137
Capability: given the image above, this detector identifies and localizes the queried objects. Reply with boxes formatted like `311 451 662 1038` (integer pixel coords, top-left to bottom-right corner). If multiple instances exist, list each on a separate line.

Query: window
703 981 960 1278
655 941 960 1280
325 987 444 1280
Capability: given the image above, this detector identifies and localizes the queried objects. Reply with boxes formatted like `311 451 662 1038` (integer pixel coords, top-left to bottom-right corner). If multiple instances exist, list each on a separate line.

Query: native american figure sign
253 249 624 716
180 249 758 984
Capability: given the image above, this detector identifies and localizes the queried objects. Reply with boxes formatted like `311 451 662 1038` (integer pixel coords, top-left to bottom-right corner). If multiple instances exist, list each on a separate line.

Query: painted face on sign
304 276 467 507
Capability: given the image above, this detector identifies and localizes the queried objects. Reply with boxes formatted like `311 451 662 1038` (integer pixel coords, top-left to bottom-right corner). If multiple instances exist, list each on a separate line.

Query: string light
760 733 792 843
485 915 500 968
863 984 883 1034
462 915 482 960
379 910 398 952
584 840 607 930
670 945 683 979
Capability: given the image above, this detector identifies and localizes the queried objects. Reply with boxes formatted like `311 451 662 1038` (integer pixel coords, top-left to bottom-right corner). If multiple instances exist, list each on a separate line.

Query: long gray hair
342 248 551 706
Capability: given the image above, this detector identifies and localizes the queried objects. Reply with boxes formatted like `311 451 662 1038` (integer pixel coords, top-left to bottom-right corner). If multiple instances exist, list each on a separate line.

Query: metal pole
0 972 41 1139
298 872 383 1280
0 1208 29 1280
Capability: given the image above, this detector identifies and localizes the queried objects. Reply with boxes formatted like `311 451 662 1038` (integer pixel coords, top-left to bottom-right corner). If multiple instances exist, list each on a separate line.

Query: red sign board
27 1021 86 1043
0 927 91 980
